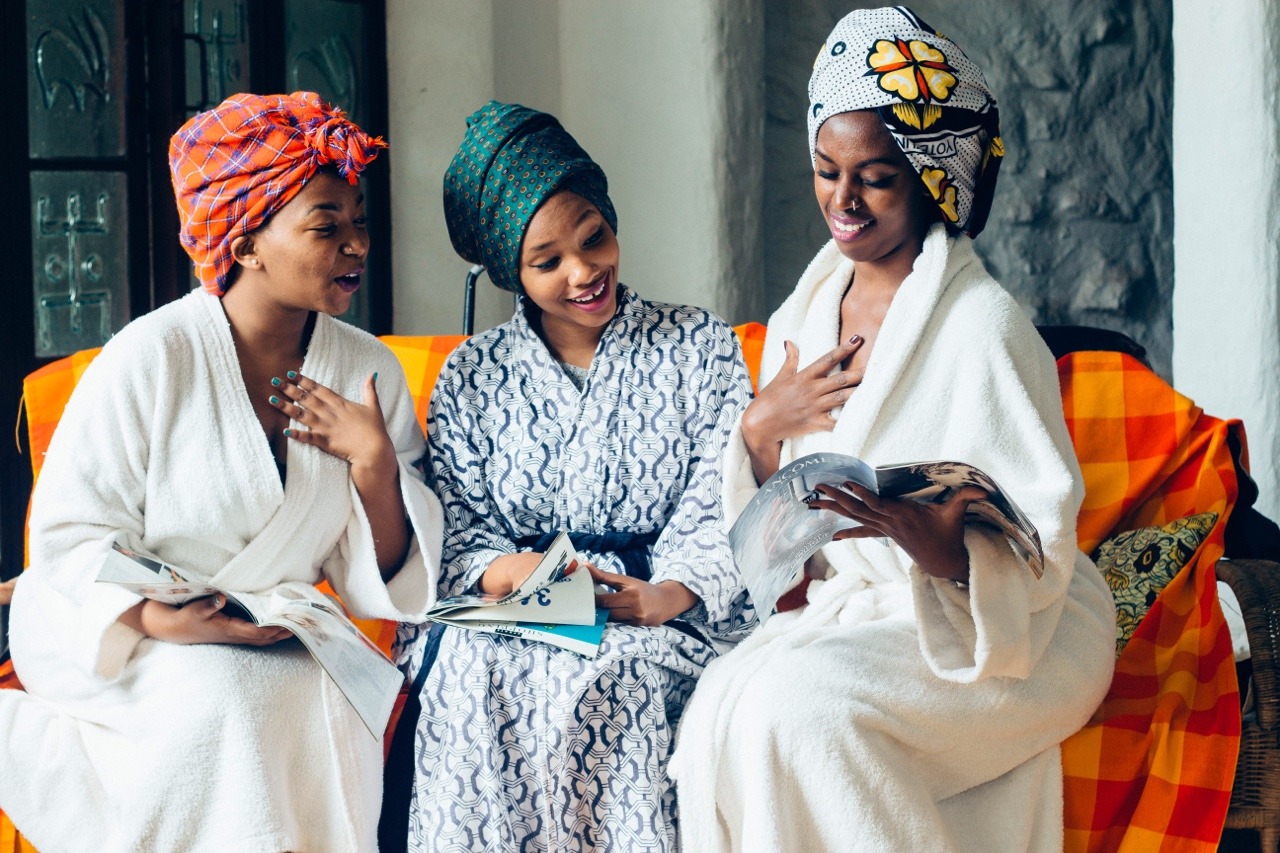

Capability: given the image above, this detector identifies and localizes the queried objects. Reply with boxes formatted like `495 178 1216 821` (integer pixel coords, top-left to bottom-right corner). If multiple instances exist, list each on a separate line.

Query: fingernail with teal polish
271 377 281 387
283 428 293 437
373 372 379 381
286 370 297 379
269 395 280 405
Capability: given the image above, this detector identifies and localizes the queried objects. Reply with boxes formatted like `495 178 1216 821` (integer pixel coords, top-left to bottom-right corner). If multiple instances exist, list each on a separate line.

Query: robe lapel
192 294 342 591
829 225 959 457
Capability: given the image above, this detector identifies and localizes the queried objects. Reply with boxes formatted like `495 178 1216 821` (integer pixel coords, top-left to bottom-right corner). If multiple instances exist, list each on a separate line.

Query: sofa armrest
1216 559 1280 731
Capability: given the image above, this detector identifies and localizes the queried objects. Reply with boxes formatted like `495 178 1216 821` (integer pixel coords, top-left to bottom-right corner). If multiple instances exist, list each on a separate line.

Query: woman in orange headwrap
0 92 442 852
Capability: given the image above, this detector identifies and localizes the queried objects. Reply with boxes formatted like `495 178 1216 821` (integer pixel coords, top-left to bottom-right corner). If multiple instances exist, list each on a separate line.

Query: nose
831 177 861 213
566 253 597 287
343 225 369 259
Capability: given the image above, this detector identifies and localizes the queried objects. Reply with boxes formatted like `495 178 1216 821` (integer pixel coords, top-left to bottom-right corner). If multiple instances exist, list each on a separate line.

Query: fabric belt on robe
512 529 660 582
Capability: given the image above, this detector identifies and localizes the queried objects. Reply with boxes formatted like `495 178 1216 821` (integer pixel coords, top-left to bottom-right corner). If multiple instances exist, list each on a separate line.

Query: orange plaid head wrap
169 91 387 295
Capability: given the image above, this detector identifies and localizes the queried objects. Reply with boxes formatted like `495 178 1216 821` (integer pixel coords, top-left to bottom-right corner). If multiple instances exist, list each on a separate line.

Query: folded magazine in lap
98 543 403 738
730 452 1043 622
425 532 606 658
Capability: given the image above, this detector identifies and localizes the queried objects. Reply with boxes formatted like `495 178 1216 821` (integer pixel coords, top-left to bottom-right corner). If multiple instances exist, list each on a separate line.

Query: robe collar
190 289 346 590
785 225 980 462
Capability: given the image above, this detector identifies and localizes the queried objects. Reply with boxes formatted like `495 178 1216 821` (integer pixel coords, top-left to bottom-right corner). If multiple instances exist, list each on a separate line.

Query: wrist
656 581 698 622
137 599 173 640
350 444 399 487
479 560 515 596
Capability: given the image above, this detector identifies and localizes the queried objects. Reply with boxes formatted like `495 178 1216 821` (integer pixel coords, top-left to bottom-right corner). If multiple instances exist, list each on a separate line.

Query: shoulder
429 321 518 399
937 239 1045 355
89 290 208 378
932 238 1059 387
628 296 739 350
444 322 515 370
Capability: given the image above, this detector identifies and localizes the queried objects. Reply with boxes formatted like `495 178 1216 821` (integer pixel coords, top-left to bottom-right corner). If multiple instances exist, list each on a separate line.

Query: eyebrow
526 207 598 253
814 147 900 170
307 194 365 214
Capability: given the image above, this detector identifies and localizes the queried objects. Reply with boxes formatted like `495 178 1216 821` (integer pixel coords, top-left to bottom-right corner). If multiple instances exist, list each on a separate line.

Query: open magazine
98 543 403 738
729 452 1044 622
425 532 607 658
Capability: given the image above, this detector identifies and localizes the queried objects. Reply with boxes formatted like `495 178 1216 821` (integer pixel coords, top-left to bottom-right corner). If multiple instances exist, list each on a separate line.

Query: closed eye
583 226 604 248
816 169 838 181
532 256 559 272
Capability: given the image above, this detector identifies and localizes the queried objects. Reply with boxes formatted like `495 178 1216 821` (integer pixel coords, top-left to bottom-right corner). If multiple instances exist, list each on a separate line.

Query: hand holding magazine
426 532 607 658
98 543 403 737
730 452 1044 622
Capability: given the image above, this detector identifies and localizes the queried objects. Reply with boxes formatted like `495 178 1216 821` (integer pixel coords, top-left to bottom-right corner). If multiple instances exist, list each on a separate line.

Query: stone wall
762 0 1174 376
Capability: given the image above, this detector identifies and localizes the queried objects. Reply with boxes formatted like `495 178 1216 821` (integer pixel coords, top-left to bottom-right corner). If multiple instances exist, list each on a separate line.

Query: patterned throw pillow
1093 512 1218 657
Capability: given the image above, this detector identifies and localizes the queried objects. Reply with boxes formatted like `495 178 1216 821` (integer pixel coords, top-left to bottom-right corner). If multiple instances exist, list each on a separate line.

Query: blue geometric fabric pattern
396 285 755 851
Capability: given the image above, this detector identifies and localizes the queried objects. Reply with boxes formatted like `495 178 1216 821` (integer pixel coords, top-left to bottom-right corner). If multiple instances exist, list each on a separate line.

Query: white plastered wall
385 1 763 337
1172 0 1280 519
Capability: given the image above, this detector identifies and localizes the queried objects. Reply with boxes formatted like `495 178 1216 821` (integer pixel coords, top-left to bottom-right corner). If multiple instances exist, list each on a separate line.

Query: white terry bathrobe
0 289 442 853
670 226 1116 853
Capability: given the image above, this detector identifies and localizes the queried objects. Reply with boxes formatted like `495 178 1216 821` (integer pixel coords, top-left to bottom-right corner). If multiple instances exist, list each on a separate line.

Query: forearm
351 456 411 580
740 412 782 485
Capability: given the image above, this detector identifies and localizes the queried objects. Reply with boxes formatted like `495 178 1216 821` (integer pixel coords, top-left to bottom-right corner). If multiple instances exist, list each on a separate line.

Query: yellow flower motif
981 135 1006 172
891 102 942 131
920 167 959 223
866 38 957 104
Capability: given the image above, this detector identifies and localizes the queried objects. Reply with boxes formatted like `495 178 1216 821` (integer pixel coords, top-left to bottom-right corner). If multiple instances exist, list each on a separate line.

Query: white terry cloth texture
670 225 1117 853
0 289 442 853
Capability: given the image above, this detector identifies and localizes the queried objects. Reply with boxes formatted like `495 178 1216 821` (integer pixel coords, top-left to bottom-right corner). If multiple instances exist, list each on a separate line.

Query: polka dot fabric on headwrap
809 6 1003 237
443 101 617 294
169 91 387 295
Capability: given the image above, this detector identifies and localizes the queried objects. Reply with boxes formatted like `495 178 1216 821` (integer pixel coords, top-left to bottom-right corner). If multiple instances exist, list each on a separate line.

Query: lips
830 214 872 243
334 268 363 293
566 271 613 312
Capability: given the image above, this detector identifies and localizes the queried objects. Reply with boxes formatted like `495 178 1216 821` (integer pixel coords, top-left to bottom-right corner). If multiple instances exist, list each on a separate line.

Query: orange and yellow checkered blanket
1059 351 1241 852
1 336 1246 851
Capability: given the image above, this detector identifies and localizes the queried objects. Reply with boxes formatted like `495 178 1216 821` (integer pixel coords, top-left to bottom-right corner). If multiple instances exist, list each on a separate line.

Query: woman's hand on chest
741 336 865 483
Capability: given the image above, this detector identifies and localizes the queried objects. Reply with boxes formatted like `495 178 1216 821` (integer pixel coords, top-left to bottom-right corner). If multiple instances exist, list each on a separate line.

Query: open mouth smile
334 269 363 293
830 216 872 242
566 273 612 310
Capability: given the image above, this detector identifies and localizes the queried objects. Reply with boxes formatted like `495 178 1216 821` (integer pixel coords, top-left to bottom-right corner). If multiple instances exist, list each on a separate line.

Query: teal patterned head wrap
443 101 618 294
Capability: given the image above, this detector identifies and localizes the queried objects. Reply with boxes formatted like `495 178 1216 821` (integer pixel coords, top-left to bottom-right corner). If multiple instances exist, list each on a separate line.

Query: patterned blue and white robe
398 285 755 852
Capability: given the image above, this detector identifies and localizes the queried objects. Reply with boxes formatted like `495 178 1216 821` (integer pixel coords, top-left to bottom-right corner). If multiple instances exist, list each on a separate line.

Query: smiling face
519 190 620 344
813 110 936 267
229 168 369 317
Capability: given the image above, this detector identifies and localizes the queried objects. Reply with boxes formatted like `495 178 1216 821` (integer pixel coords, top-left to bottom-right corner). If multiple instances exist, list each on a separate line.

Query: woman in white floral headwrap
671 8 1115 851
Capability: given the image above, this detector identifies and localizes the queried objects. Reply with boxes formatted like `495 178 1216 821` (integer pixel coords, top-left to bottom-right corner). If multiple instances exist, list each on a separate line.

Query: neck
219 280 311 361
536 311 607 368
849 229 927 296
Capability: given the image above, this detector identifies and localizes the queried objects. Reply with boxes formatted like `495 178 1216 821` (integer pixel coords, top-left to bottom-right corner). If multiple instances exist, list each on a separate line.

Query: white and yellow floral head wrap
808 6 1003 237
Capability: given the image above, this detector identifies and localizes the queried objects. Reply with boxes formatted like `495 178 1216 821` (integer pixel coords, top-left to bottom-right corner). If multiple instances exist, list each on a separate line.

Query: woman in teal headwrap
392 102 755 852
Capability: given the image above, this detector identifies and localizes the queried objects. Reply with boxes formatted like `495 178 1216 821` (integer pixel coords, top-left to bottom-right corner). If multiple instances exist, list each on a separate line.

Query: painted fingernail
269 395 280 405
373 371 379 381
849 335 862 345
287 370 297 379
283 428 293 437
271 377 281 387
